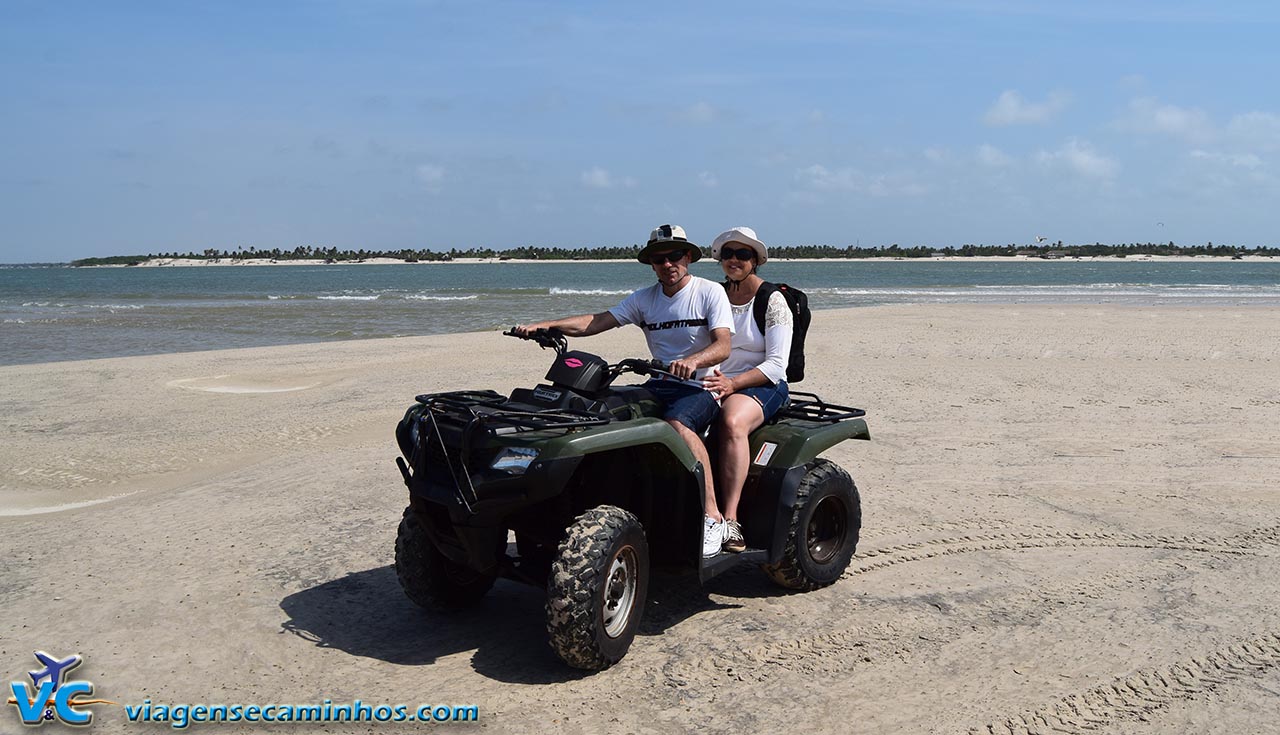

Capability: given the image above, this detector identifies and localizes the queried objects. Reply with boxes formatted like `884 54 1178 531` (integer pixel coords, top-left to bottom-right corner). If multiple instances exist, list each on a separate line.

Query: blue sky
3 1 1279 262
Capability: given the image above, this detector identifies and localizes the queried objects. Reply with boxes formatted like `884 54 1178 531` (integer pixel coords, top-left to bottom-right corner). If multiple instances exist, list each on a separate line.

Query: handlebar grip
504 327 556 339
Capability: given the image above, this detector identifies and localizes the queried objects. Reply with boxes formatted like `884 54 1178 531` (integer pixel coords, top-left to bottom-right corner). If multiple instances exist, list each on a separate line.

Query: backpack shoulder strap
752 282 779 334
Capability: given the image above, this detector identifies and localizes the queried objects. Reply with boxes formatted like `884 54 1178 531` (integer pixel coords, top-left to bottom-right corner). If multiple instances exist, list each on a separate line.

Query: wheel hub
807 496 847 565
602 545 638 638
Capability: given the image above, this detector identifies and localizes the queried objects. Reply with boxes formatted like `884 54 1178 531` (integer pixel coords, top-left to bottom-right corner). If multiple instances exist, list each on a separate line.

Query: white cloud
415 164 445 191
674 101 717 124
581 167 611 188
976 144 1013 168
1189 149 1263 169
1185 149 1275 195
923 147 950 163
784 190 824 206
580 167 635 189
1117 97 1214 143
984 90 1070 126
870 177 929 197
808 109 826 124
759 150 792 166
698 171 719 188
797 164 857 191
1035 139 1119 179
1226 112 1280 151
795 164 928 196
1119 74 1147 91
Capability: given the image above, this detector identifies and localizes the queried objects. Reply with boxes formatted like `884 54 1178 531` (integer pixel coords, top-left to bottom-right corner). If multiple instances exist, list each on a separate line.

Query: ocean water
1 260 1278 365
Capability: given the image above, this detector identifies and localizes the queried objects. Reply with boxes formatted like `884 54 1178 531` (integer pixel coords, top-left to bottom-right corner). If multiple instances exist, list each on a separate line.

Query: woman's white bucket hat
711 226 768 265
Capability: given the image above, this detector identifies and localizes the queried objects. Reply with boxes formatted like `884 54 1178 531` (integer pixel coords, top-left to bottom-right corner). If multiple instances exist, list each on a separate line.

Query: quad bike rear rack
779 391 866 423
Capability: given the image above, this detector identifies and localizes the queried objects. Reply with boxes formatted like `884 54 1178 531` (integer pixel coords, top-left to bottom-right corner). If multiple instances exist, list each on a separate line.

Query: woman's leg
717 394 765 522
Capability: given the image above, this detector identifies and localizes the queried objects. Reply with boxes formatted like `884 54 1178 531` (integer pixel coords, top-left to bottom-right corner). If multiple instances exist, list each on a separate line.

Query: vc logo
7 651 114 727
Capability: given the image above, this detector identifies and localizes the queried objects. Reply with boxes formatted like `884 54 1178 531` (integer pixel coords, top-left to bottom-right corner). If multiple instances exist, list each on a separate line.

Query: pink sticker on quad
564 358 583 368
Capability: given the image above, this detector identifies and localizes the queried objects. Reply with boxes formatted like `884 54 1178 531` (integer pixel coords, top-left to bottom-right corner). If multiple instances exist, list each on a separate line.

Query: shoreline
2 302 1275 371
5 300 1274 368
72 253 1279 267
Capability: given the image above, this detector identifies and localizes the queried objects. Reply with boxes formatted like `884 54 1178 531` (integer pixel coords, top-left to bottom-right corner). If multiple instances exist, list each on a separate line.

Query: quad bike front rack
402 390 612 511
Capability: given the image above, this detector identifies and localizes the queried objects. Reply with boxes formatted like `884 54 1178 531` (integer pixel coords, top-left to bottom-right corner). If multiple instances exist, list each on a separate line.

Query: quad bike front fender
532 417 697 469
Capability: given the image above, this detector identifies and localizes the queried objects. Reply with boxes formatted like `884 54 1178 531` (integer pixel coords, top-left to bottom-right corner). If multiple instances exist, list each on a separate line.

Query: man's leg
665 418 720 521
646 380 723 519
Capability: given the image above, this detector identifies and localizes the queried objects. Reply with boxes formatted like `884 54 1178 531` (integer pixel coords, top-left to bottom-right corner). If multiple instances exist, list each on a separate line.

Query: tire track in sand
661 525 1280 690
974 633 1280 734
662 550 1182 688
848 530 1260 579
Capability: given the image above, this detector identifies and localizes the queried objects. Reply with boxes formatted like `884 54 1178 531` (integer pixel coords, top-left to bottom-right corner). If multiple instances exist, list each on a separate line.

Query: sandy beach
3 305 1279 733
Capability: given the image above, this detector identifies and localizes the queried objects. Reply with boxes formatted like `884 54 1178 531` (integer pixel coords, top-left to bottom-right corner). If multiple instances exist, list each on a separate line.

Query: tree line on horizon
71 241 1278 266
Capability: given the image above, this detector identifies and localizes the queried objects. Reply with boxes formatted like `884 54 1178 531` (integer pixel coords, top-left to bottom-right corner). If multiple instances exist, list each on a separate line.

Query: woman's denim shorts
738 380 789 422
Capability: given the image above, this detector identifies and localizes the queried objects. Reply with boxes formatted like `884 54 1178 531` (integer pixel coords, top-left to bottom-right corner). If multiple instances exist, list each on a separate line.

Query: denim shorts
643 379 721 434
737 380 790 422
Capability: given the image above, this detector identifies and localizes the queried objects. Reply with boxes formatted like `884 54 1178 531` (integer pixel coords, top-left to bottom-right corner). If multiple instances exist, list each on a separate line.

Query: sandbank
2 305 1279 733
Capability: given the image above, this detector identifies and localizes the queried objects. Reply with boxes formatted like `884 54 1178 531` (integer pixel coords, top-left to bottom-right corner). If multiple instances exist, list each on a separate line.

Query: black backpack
726 281 811 383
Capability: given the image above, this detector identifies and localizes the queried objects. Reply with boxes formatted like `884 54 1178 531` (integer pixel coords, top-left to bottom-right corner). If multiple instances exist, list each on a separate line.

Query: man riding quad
516 223 734 556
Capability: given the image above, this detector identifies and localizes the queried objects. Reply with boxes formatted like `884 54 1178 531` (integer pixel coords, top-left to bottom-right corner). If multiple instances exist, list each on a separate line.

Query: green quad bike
393 328 870 670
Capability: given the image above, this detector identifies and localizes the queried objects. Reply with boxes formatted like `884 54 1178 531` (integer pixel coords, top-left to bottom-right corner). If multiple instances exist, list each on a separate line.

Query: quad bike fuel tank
544 350 609 394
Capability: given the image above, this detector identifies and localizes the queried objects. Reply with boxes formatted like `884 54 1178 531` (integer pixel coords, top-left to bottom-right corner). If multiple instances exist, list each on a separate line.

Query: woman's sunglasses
721 247 755 262
648 251 688 264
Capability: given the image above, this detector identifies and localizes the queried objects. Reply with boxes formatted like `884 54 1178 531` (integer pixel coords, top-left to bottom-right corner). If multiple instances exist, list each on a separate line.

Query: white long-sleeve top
719 289 793 385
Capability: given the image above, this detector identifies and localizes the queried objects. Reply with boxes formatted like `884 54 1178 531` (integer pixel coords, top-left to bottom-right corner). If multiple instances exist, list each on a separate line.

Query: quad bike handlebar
504 327 569 354
504 327 682 383
610 357 679 381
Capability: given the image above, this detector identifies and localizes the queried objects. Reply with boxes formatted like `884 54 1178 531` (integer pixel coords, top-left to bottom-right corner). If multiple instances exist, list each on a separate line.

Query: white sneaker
702 516 727 558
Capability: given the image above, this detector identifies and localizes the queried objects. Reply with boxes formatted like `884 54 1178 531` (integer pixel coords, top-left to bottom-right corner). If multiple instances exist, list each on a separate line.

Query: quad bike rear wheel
545 505 650 670
763 459 861 591
395 507 497 610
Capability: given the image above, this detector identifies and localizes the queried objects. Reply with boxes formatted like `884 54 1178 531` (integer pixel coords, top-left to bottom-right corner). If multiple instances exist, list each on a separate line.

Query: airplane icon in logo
29 651 83 692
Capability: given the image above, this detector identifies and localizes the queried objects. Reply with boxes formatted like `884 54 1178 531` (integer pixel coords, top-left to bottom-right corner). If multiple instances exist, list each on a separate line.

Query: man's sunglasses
648 251 688 264
721 247 755 262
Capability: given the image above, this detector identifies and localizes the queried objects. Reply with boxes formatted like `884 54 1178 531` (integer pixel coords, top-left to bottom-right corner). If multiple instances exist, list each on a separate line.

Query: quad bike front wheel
546 505 650 670
395 507 497 610
763 459 861 591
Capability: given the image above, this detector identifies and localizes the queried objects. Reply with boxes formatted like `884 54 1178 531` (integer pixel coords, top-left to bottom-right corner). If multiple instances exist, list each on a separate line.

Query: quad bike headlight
396 414 423 460
490 446 539 475
408 419 422 448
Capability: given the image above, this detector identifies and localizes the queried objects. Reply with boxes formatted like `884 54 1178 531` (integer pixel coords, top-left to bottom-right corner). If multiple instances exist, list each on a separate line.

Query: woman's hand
702 368 735 399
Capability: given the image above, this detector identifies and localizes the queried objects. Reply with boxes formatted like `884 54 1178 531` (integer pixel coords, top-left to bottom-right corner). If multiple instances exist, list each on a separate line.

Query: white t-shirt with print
609 276 734 384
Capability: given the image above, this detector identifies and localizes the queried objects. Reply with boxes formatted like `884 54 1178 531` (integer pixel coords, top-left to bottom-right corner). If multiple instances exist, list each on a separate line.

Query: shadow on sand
280 564 761 683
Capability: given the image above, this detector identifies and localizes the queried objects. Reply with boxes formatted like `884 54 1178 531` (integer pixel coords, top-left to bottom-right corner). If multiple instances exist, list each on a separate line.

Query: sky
3 0 1280 262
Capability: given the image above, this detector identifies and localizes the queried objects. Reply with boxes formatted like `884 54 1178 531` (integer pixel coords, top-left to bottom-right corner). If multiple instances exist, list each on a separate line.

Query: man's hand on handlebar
667 357 698 381
511 323 555 337
506 325 568 352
